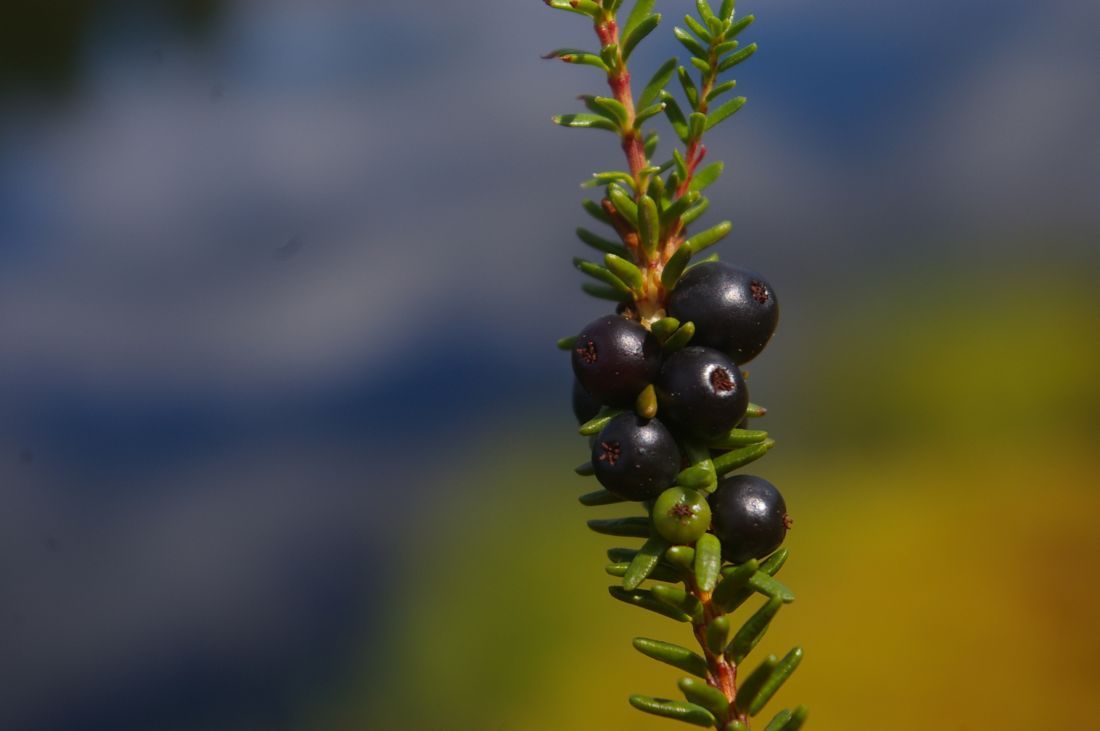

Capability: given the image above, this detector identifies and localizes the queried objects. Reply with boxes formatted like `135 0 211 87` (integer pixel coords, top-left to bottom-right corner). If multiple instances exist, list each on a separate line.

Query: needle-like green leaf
543 48 609 69
673 26 710 58
765 709 793 731
605 562 682 583
727 596 783 663
675 458 716 490
708 427 769 449
712 559 758 611
581 96 631 127
545 0 602 16
574 258 632 294
664 545 696 569
576 227 629 257
662 321 696 352
608 185 640 228
707 96 747 130
622 0 656 39
587 516 651 537
640 57 678 109
706 79 738 103
706 615 731 655
579 408 620 435
661 92 690 141
651 317 681 343
681 195 710 225
779 706 809 730
633 637 710 678
712 438 774 474
684 15 711 43
609 587 692 621
689 162 725 192
605 253 644 291
608 547 639 563
718 43 757 72
747 647 803 716
636 101 666 124
578 489 624 506
582 282 633 302
629 696 715 727
685 220 732 253
694 533 722 592
636 383 658 419
623 535 670 590
747 571 795 603
652 584 703 618
678 66 699 108
554 113 620 133
581 198 613 226
696 0 717 22
689 56 711 74
759 548 789 576
745 402 768 418
733 655 779 715
678 677 730 719
688 112 707 142
727 14 755 37
623 14 661 60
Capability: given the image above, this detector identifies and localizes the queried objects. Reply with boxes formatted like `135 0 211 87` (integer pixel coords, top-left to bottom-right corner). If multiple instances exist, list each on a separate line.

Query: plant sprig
545 1 805 729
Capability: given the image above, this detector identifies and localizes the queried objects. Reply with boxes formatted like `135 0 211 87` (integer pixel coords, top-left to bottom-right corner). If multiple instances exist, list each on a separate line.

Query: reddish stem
688 580 745 728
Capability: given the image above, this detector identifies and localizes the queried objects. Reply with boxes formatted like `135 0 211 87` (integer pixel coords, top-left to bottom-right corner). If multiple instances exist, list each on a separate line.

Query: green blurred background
1 1 1097 729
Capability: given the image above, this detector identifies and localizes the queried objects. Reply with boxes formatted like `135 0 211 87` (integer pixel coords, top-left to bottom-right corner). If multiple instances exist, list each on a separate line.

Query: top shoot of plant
545 1 807 728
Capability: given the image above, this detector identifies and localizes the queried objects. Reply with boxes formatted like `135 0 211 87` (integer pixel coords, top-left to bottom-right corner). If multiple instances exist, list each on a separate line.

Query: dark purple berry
656 346 748 439
572 379 602 424
571 315 660 408
666 262 779 365
708 474 789 563
591 413 680 501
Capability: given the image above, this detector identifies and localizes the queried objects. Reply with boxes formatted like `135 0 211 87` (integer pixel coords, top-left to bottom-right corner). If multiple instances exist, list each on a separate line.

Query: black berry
571 315 660 407
666 262 779 365
656 346 748 439
591 413 680 501
708 474 789 563
572 379 602 424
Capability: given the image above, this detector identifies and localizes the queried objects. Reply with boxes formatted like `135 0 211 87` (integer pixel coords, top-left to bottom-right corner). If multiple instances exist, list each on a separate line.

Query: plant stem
591 12 665 322
594 18 653 214
688 578 747 729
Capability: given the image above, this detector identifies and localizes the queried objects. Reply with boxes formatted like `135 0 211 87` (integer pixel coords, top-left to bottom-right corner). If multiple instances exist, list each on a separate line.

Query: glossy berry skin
591 414 680 501
656 346 748 439
652 487 712 544
572 315 660 408
708 474 788 564
666 262 779 365
572 379 602 424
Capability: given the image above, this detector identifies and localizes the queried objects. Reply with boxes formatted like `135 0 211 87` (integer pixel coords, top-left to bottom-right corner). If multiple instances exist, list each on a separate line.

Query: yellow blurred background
315 272 1100 729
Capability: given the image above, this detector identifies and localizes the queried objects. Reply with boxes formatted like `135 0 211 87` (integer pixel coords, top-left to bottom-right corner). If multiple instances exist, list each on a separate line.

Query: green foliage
542 0 805 727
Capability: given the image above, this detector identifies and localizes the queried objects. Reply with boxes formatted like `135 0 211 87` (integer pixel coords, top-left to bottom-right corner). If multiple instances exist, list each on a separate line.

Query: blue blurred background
1 1 1097 729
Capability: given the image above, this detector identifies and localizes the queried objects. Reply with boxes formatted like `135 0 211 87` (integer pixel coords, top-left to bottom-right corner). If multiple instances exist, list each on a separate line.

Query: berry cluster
571 261 788 564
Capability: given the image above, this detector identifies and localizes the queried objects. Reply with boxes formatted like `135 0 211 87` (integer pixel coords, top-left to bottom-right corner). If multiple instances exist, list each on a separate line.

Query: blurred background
1 0 1097 729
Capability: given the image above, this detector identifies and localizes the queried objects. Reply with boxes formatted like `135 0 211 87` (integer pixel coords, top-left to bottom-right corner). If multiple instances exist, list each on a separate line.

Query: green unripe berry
652 487 712 545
